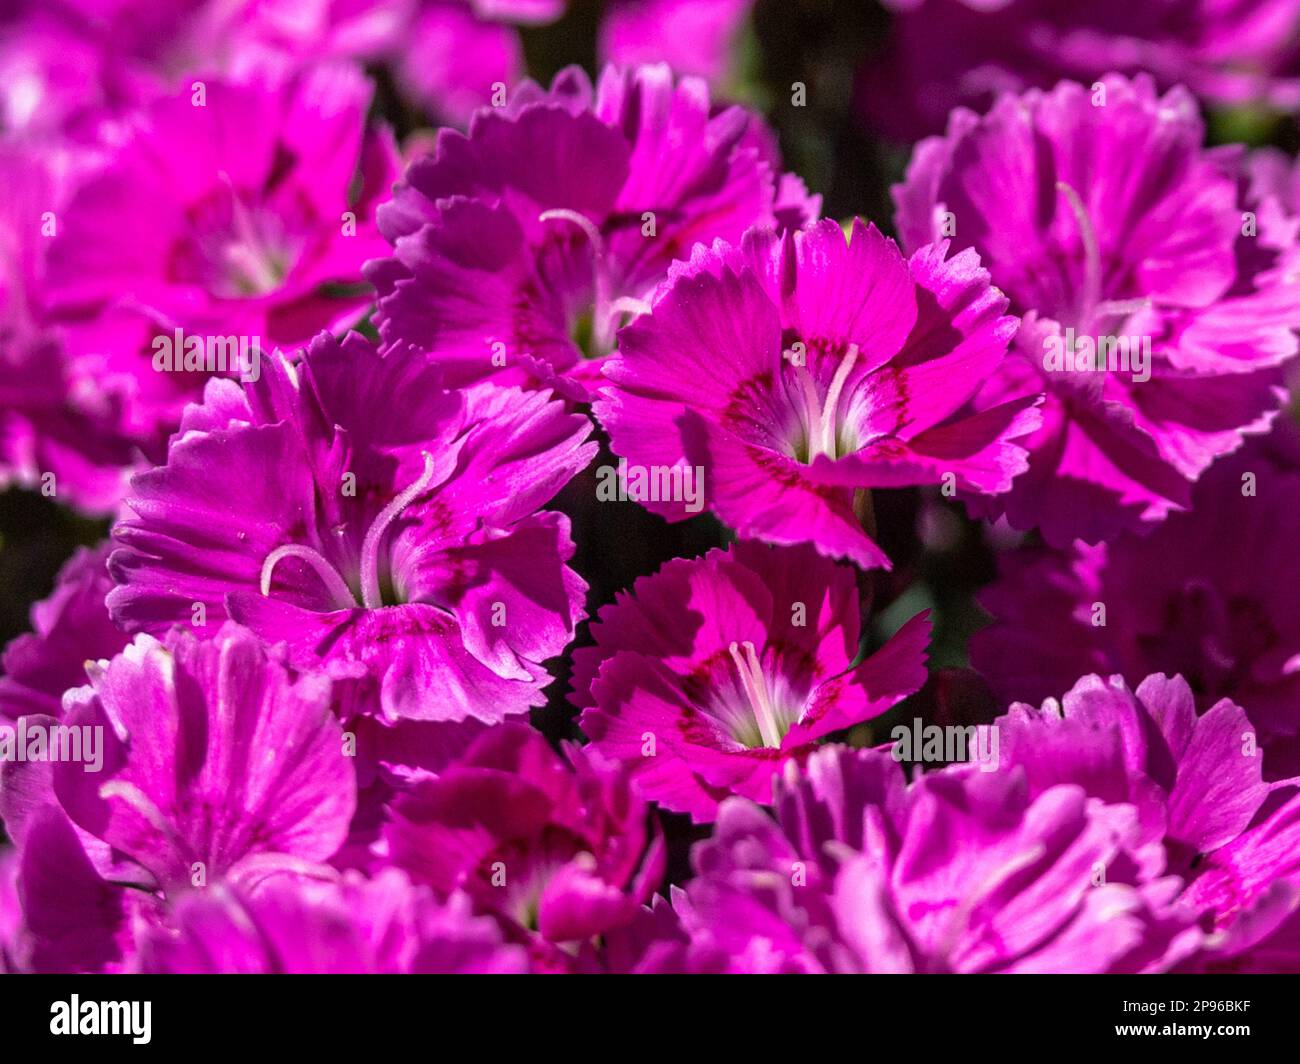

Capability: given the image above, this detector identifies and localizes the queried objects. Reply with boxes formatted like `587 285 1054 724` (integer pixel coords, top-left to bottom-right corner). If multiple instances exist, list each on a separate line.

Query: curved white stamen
539 209 617 352
818 343 859 458
605 295 652 328
359 451 437 610
728 640 785 749
260 544 356 607
792 343 860 463
1055 181 1101 320
538 208 606 258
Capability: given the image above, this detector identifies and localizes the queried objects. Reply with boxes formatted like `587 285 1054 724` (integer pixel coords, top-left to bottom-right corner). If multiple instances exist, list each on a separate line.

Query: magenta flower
598 0 754 86
0 336 139 515
55 623 356 892
108 332 594 723
333 713 492 873
675 744 1196 973
392 1 568 127
572 541 931 821
1250 147 1300 215
0 5 126 141
205 0 419 70
0 144 140 513
595 218 1040 568
10 0 1300 983
368 62 818 397
861 0 1300 141
0 543 128 724
0 848 21 972
383 723 664 967
972 437 1300 776
0 624 354 970
1178 790 1300 972
992 672 1300 972
137 870 529 974
44 63 397 426
894 74 1300 546
997 674 1269 866
1 803 157 973
0 0 413 140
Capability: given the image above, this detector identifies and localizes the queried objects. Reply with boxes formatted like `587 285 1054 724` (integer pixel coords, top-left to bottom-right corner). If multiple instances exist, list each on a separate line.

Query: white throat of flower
538 208 651 353
728 639 786 749
216 171 291 297
792 342 860 462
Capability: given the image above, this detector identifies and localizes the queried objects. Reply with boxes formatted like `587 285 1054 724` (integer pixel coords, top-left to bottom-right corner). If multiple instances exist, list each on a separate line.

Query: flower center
1054 180 1151 339
538 209 649 357
259 452 437 611
786 342 860 463
726 640 789 749
187 173 300 299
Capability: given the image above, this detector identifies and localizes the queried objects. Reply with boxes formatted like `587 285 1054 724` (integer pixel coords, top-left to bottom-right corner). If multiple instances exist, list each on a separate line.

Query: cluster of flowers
2 0 1300 973
862 0 1300 139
